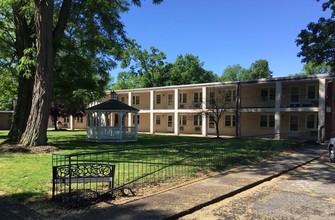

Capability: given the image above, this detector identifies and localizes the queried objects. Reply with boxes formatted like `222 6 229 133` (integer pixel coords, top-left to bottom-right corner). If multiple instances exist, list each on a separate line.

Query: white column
70 115 74 130
275 81 282 140
201 86 207 136
318 78 326 142
174 88 179 135
150 90 154 134
128 92 132 106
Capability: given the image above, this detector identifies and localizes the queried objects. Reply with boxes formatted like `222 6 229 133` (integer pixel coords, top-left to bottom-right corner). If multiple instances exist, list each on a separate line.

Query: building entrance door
167 115 173 132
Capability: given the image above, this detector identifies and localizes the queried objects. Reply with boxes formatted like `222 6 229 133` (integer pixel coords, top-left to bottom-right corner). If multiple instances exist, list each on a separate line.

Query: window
209 91 215 105
63 117 70 123
194 115 202 126
290 87 299 103
260 115 275 128
306 114 318 129
194 92 202 104
156 94 161 104
121 97 125 103
224 115 236 127
261 88 275 101
180 115 187 126
307 85 318 100
76 116 83 123
179 93 187 104
209 115 215 128
290 115 299 131
133 115 140 124
168 94 173 106
132 95 140 105
225 89 236 102
156 115 161 125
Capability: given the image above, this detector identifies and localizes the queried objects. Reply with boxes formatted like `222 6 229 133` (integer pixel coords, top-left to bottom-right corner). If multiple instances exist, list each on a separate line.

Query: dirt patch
0 143 59 154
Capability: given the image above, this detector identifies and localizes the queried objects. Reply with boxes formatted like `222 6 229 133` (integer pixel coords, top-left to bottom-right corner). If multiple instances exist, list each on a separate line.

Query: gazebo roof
86 99 139 112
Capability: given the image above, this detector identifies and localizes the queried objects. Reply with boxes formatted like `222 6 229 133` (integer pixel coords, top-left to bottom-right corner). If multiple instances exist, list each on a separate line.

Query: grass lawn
0 130 301 208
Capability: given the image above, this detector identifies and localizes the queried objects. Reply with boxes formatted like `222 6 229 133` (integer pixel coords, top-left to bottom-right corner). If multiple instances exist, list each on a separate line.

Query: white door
167 115 173 132
208 115 216 134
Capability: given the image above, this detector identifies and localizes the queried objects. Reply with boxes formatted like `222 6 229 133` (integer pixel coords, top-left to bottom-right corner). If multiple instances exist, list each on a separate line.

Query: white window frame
290 87 300 103
225 89 237 102
193 115 202 126
156 94 161 105
260 87 275 101
179 115 187 126
260 114 275 128
167 94 173 106
179 93 187 104
224 114 236 127
155 114 161 125
209 91 215 105
306 84 318 100
132 95 140 105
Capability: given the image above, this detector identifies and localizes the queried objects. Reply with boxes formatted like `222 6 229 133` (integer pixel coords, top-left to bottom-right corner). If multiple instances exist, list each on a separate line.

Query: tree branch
53 0 72 44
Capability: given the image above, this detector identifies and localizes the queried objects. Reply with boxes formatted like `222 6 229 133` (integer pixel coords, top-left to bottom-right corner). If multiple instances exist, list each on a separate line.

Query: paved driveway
181 155 335 219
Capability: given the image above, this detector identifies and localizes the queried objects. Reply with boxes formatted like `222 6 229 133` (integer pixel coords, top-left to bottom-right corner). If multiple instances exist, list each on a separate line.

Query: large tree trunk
8 76 34 142
19 0 54 146
8 3 35 143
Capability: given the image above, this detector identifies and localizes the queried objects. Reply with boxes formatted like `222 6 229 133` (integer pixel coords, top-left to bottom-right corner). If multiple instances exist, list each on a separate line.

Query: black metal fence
51 137 300 206
52 140 228 204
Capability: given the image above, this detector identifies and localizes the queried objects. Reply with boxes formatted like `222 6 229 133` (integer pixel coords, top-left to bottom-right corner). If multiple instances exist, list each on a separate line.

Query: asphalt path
181 154 335 219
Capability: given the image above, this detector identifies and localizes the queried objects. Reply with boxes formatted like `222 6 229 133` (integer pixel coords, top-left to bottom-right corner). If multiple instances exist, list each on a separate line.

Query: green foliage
221 64 243 81
0 67 17 110
296 0 335 73
117 46 217 89
119 39 168 87
221 59 272 81
297 62 331 76
167 54 217 85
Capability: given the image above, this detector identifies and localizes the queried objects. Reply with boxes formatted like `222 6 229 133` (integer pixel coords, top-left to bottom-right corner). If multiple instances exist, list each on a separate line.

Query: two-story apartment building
54 74 335 141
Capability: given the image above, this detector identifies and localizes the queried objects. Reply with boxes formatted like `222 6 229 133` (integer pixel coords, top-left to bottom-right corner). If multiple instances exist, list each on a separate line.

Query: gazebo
85 91 139 142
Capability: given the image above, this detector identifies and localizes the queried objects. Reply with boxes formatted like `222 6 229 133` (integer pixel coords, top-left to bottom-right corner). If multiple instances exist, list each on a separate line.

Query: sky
111 0 331 82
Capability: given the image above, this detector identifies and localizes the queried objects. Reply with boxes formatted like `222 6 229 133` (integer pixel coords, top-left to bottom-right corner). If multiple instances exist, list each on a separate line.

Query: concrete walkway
0 144 327 220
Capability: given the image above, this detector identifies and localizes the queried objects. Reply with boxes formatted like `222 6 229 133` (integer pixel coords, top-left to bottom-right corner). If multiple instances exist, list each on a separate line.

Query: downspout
235 82 241 137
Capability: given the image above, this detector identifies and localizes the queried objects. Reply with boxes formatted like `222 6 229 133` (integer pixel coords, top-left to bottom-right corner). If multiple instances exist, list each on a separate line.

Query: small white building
85 92 139 142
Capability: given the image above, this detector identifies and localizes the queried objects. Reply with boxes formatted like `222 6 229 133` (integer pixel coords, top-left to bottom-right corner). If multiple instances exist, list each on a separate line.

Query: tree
0 67 17 110
296 0 335 73
167 54 218 85
240 59 273 80
114 71 143 89
1 0 163 146
298 62 331 75
221 60 272 82
120 39 168 87
221 64 244 82
200 88 227 138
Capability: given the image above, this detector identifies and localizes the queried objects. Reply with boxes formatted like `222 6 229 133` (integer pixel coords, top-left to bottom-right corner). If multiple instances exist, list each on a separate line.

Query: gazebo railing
87 126 136 142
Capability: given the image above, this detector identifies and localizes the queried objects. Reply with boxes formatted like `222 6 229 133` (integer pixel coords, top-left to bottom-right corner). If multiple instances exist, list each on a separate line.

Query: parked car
328 138 335 162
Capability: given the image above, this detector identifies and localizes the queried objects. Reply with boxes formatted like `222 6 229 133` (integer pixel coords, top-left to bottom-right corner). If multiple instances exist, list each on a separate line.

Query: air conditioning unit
194 103 200 108
179 104 185 109
179 126 184 131
195 127 201 131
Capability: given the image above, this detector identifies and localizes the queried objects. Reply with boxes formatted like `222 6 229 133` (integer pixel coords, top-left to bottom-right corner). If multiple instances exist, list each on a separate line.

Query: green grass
0 130 301 208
